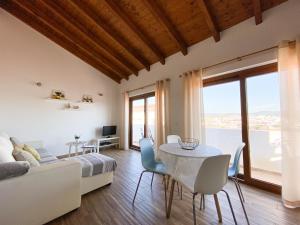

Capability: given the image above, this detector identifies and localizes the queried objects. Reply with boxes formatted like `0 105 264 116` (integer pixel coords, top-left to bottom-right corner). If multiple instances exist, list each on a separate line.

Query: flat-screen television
102 126 117 137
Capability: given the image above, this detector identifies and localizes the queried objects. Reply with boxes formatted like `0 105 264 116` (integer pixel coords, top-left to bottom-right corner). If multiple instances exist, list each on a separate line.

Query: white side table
66 141 87 157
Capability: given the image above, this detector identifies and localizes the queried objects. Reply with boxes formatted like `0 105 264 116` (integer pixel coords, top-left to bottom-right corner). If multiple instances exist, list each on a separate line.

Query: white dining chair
166 134 183 199
179 154 237 225
167 135 181 144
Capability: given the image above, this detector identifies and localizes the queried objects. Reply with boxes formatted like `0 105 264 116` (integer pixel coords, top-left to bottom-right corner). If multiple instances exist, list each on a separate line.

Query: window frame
203 62 281 194
129 92 155 151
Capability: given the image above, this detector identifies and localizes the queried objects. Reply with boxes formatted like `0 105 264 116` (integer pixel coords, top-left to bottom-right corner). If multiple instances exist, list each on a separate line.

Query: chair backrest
231 143 246 176
167 135 181 144
194 155 231 194
139 138 156 170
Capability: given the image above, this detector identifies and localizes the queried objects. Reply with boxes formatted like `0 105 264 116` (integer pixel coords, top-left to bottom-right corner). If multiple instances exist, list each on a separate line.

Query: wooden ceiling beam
43 0 138 77
12 0 128 80
103 0 165 65
143 0 188 55
196 0 220 42
37 0 128 80
252 0 263 25
0 1 121 83
71 0 151 71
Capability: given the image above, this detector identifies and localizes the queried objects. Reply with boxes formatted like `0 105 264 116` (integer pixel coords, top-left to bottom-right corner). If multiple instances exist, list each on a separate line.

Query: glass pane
131 99 145 147
247 73 281 185
203 81 243 173
146 96 155 141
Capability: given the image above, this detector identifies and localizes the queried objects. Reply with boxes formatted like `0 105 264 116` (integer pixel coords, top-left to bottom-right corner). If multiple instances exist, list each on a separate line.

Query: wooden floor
48 149 300 225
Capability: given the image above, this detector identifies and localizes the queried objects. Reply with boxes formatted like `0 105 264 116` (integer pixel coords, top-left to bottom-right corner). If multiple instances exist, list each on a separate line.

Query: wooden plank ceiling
0 0 287 83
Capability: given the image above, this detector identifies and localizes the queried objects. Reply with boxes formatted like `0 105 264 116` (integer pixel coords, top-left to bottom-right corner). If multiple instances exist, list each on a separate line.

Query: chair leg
213 194 222 223
236 179 245 202
151 172 154 188
234 181 250 225
166 176 170 190
200 194 202 210
132 170 146 205
222 190 237 225
163 175 168 216
176 182 180 196
180 185 183 200
200 194 205 210
193 193 197 225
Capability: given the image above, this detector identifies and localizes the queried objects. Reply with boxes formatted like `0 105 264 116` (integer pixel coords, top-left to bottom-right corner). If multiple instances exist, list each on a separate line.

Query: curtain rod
126 78 170 93
179 40 296 77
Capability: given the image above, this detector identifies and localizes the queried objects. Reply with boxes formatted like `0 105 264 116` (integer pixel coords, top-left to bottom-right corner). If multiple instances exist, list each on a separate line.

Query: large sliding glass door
129 92 155 150
246 73 281 185
203 63 281 193
203 81 243 172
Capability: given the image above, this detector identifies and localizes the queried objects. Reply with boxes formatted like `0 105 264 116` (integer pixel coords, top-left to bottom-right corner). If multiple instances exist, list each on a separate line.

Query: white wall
0 9 120 156
120 0 300 136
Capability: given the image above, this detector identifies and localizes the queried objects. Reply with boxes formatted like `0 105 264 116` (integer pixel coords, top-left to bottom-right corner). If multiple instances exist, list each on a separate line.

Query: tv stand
96 136 120 152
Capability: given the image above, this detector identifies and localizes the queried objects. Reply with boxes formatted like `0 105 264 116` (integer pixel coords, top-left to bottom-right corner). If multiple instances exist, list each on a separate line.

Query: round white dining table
159 143 222 180
158 143 222 218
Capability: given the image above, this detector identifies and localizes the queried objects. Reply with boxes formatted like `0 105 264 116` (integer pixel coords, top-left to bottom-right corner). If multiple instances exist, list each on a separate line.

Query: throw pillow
10 137 24 148
0 137 16 163
23 144 41 161
0 161 30 180
13 147 40 167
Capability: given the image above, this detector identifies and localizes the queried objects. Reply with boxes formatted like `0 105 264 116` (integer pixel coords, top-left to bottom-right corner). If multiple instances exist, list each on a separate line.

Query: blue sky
203 72 280 114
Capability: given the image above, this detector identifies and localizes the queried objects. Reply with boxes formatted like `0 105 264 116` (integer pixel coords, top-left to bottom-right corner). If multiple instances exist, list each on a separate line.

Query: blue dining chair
228 143 246 202
132 138 168 213
228 143 250 225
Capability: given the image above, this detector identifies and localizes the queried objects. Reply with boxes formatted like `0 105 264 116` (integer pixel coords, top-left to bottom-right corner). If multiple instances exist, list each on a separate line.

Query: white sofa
0 139 82 225
0 138 114 225
0 159 82 225
29 141 114 196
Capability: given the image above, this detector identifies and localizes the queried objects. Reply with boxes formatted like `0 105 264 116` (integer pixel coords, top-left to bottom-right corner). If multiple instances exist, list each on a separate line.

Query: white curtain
120 92 129 150
155 79 171 149
182 70 206 143
278 39 300 208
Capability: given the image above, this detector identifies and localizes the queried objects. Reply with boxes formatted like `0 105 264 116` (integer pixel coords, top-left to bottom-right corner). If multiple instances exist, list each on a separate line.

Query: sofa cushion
0 161 30 180
13 147 40 167
0 137 15 163
23 144 41 161
36 148 59 164
10 137 25 148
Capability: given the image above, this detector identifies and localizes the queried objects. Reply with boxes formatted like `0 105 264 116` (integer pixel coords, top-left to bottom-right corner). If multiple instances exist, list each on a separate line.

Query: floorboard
47 149 300 225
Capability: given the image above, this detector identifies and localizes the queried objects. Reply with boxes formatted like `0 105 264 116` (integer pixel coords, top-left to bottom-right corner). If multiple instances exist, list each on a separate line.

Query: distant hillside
206 111 280 117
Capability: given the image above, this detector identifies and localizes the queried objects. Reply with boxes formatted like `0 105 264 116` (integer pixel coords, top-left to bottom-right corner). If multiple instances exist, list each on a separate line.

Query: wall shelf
45 98 70 102
77 101 95 104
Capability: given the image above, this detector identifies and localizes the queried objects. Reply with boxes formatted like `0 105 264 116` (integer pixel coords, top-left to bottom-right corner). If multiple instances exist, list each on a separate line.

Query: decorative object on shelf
74 134 80 142
64 103 80 110
178 138 199 150
65 103 71 109
51 90 65 100
35 82 42 87
82 95 93 103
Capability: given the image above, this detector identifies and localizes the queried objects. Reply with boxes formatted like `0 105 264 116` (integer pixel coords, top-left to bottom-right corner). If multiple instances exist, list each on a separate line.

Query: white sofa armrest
0 160 82 225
